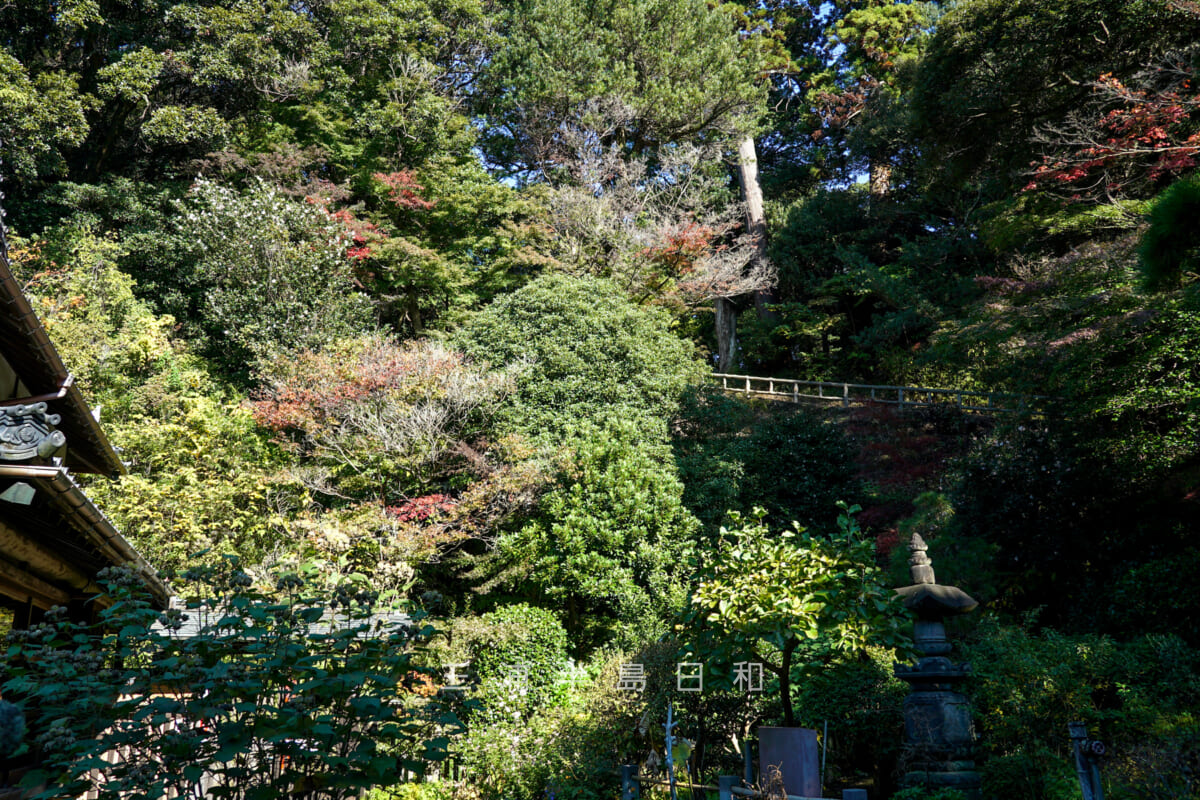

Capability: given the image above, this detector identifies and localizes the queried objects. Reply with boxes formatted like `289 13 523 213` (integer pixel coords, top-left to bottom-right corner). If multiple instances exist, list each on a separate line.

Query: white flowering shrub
179 178 373 372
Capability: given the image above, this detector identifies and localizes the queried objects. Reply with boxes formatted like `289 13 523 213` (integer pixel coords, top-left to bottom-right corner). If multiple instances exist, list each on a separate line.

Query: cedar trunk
736 137 776 320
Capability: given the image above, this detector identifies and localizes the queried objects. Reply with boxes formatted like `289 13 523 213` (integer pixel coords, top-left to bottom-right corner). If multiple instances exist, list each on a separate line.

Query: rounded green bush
501 416 697 652
453 272 706 439
471 603 569 708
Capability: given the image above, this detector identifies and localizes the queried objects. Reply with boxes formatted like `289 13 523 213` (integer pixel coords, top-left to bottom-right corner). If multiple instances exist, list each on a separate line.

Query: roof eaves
0 464 169 608
0 253 125 476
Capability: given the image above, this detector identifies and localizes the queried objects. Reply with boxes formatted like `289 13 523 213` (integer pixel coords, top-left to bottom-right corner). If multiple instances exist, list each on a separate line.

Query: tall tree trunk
735 136 776 320
778 637 799 727
868 151 892 215
737 137 767 244
406 290 424 335
715 296 738 373
714 136 772 371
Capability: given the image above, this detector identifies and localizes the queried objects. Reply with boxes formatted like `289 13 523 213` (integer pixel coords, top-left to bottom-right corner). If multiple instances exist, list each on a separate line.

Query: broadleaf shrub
962 616 1200 800
179 178 374 374
470 603 569 712
491 416 698 652
3 563 456 799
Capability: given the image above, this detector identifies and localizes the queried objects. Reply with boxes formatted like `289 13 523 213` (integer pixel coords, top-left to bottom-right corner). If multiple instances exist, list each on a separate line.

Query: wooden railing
710 373 1047 415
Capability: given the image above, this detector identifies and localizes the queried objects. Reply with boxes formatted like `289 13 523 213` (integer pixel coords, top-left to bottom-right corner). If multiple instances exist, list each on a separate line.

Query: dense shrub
735 408 862 529
1140 174 1200 290
451 650 643 800
945 407 1200 632
962 616 1200 800
453 272 706 439
0 702 24 759
490 417 698 652
1110 545 1200 644
944 425 1091 612
890 789 967 800
471 604 570 712
179 178 374 374
674 389 860 533
3 563 454 799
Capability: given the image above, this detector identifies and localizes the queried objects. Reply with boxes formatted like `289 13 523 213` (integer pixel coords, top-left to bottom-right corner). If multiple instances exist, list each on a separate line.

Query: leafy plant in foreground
680 504 913 728
3 562 456 800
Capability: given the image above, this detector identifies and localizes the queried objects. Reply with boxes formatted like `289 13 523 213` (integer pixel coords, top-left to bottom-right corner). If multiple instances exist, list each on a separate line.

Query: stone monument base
901 765 981 800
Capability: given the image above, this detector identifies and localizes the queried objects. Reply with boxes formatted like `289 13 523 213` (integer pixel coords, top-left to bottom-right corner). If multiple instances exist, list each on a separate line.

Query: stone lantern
894 533 981 798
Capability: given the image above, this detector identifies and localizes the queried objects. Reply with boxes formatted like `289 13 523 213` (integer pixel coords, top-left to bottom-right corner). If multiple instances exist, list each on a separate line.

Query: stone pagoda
894 533 981 798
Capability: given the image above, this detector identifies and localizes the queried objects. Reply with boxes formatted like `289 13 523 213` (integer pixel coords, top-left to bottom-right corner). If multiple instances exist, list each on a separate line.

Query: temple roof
0 258 125 476
0 241 166 612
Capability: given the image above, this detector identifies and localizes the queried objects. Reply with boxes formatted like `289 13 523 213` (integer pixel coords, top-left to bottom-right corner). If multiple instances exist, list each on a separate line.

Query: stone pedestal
894 535 981 800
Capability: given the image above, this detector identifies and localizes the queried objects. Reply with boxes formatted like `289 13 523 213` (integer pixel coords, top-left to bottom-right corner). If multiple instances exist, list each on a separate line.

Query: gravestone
757 726 820 796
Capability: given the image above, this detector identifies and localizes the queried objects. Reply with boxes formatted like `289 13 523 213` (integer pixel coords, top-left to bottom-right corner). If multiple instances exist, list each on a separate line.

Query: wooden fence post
898 387 905 408
842 383 849 407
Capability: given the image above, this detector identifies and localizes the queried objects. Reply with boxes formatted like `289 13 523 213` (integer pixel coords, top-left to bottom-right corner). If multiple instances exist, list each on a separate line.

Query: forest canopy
3 0 1200 797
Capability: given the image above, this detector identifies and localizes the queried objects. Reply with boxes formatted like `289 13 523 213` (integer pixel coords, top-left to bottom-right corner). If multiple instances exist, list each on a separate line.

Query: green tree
476 0 772 176
910 0 1200 199
8 228 301 573
178 178 374 374
804 0 936 195
680 505 912 726
0 52 90 180
490 417 699 651
350 157 556 336
0 0 488 238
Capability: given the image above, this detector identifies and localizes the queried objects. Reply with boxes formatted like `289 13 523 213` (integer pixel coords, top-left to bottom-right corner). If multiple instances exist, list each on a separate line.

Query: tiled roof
0 257 125 476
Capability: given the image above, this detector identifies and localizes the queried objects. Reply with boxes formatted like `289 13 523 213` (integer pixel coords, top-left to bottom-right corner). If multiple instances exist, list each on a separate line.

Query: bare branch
1025 56 1200 198
538 100 776 306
